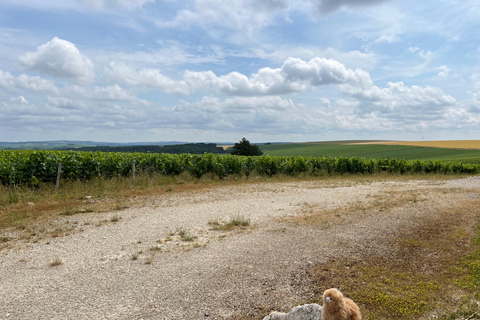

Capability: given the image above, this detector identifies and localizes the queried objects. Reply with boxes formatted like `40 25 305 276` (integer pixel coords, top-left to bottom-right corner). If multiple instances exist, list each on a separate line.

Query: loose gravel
1 177 479 320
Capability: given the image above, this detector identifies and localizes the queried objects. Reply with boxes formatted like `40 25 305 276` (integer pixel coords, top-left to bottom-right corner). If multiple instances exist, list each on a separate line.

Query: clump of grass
209 214 251 231
60 209 74 216
49 257 63 267
144 254 155 265
110 214 121 222
150 245 162 251
175 227 197 242
130 252 139 260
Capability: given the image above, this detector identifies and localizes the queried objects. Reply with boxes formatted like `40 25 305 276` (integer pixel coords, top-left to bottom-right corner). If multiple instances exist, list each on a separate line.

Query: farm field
367 140 480 149
260 141 480 163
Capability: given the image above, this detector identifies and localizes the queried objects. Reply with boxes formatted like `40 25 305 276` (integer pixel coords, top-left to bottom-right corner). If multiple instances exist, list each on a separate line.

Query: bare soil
1 176 479 320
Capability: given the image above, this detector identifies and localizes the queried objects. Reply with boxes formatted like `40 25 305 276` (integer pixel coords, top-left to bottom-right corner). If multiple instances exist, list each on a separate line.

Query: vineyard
1 150 480 187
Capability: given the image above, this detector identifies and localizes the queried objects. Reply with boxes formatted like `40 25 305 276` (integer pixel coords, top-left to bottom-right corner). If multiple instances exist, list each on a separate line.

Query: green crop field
260 142 480 163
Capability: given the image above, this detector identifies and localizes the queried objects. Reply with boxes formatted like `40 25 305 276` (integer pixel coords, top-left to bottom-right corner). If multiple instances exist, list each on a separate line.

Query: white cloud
10 96 29 104
341 81 457 120
157 0 290 30
104 57 373 97
75 0 154 10
0 70 58 93
19 37 95 84
249 47 378 71
66 84 147 103
184 57 373 96
46 96 87 110
374 33 401 43
105 63 191 94
436 65 451 79
174 96 295 114
169 95 301 133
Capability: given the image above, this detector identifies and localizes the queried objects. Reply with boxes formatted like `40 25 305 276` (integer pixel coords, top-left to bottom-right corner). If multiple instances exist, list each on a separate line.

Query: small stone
204 312 210 317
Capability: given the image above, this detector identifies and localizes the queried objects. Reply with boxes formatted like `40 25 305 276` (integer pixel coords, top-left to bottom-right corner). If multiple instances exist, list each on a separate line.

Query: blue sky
1 0 479 143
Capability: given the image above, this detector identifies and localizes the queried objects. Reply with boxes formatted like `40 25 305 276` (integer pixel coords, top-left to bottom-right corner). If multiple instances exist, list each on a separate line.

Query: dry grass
209 214 251 231
278 188 434 228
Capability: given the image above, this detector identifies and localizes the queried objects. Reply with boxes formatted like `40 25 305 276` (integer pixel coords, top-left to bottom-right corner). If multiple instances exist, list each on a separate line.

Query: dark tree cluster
230 138 263 156
68 143 226 154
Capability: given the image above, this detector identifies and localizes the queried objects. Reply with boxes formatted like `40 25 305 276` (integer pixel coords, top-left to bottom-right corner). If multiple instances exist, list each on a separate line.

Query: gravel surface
1 177 480 320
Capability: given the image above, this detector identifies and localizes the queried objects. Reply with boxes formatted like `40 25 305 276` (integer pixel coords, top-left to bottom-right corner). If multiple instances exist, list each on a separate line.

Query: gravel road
1 177 479 320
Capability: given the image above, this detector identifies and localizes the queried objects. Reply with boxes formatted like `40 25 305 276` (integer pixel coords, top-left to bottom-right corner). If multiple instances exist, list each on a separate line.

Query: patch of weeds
60 209 75 216
110 214 121 222
209 214 251 231
144 254 155 265
114 202 129 211
175 227 197 242
7 191 19 204
130 252 139 260
49 257 63 267
444 305 480 320
457 224 480 298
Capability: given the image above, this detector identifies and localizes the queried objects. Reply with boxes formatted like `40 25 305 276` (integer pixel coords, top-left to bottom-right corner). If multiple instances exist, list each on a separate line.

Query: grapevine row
1 150 479 186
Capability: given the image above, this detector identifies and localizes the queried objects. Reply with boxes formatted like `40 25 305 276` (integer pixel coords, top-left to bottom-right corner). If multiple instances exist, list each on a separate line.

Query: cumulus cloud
105 63 191 94
105 57 373 96
341 81 457 120
19 37 94 84
183 57 373 96
250 46 378 70
0 70 58 93
75 0 154 10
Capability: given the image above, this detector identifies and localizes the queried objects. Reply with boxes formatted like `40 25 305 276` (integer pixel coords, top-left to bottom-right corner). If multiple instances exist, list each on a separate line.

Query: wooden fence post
9 164 13 188
132 161 136 184
55 162 63 191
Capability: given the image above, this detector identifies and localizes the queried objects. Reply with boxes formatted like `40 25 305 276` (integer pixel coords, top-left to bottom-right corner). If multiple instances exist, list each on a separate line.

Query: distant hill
61 143 227 154
0 140 189 150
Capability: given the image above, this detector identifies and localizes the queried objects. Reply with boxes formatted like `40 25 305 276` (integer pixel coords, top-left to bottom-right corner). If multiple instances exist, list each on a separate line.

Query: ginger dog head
323 288 346 310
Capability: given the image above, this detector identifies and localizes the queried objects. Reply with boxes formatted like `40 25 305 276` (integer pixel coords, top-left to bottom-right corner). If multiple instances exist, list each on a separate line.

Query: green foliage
230 138 263 156
1 149 480 187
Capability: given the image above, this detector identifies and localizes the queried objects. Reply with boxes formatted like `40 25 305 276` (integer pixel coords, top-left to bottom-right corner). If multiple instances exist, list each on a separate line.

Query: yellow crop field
356 140 480 150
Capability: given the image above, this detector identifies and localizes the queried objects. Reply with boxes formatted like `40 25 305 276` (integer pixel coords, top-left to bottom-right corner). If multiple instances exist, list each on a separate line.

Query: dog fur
321 288 361 320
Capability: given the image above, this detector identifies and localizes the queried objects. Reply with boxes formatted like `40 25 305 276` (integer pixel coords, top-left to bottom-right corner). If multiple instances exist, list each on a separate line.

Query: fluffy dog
322 288 361 320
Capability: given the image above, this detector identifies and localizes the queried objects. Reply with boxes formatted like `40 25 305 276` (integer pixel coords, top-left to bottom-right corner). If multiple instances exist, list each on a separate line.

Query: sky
1 0 480 143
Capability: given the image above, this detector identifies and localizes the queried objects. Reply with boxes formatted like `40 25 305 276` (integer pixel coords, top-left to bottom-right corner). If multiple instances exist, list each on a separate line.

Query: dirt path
1 177 479 320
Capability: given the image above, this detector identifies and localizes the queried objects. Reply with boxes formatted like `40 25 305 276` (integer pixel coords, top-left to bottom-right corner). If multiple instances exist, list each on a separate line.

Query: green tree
230 138 263 156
